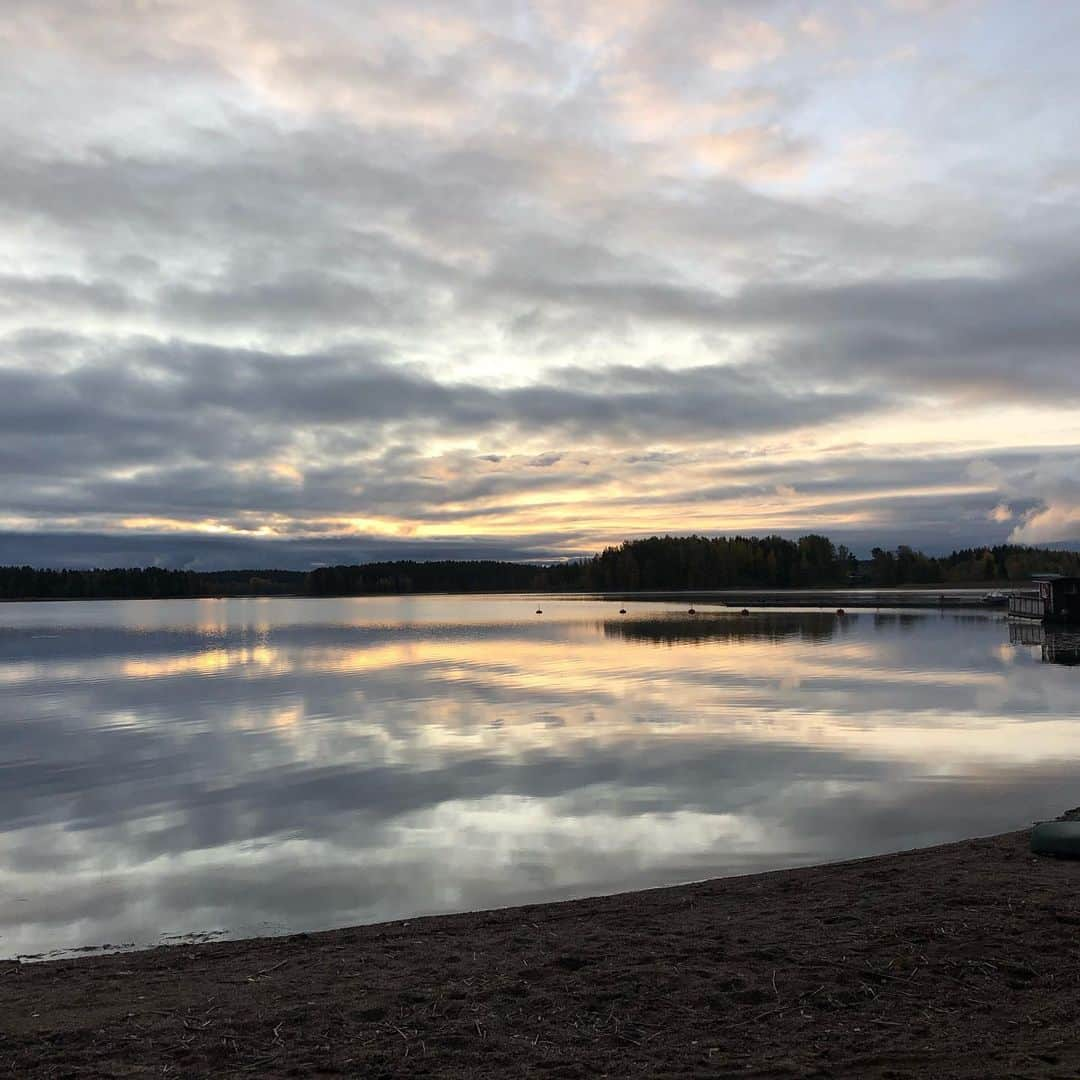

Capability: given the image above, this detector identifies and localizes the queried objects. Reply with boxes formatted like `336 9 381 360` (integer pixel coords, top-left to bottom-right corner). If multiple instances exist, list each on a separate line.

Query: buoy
688 607 697 615
619 608 627 614
836 608 846 616
535 608 543 614
740 608 750 616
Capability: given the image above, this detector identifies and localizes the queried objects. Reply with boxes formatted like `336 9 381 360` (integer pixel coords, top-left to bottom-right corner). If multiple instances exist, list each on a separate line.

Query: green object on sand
1031 817 1080 858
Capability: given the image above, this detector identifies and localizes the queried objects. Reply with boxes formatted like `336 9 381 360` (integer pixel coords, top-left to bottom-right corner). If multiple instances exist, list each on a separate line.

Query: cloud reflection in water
0 596 1076 958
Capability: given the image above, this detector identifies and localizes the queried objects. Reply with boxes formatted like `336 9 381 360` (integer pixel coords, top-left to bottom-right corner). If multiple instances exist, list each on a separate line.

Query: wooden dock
1008 574 1080 624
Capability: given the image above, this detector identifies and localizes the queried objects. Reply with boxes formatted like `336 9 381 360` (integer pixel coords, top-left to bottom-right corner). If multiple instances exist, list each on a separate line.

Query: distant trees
543 533 855 591
936 544 1080 583
869 545 944 586
2 537 1078 601
0 566 303 600
306 560 544 596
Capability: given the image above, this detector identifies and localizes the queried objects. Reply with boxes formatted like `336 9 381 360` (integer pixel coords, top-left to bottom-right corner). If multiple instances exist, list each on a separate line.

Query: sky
2 0 1080 569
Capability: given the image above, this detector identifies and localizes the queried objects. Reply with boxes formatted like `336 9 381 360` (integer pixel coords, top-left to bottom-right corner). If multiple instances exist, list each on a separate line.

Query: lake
2 595 1077 960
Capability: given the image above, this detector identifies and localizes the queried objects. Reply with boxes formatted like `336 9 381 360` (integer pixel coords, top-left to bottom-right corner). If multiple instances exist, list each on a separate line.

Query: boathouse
1009 574 1080 624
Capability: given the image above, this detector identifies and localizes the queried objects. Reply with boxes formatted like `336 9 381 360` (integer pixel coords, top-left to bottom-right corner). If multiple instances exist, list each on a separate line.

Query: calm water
2 595 1078 959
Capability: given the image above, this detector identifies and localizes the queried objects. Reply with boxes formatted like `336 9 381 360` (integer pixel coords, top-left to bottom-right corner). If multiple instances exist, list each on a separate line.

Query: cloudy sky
3 0 1079 568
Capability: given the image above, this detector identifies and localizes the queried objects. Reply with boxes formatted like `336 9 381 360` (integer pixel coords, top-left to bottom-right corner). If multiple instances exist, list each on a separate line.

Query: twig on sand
249 959 290 980
238 1052 283 1072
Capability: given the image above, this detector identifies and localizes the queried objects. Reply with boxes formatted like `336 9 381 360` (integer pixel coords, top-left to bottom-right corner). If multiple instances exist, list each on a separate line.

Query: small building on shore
1009 574 1080 624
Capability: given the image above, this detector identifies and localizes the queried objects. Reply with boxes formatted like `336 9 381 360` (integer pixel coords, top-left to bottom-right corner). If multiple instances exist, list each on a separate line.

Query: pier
1008 574 1080 624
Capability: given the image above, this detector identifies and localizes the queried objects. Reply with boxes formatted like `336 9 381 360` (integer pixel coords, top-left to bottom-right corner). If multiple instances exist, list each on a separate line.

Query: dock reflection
1008 622 1080 666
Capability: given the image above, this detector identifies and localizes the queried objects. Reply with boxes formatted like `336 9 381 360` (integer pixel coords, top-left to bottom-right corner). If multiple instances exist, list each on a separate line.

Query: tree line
2 535 1079 600
0 566 304 600
868 543 1080 586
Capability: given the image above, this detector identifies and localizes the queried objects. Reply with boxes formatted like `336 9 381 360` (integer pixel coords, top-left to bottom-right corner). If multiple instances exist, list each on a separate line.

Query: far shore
4 828 1078 1077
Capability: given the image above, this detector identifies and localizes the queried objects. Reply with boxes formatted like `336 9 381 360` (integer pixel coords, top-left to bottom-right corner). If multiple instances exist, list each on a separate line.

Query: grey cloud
0 337 883 527
1 0 1079 552
0 530 585 571
480 255 1080 403
760 268 1080 402
0 273 134 317
45 458 614 526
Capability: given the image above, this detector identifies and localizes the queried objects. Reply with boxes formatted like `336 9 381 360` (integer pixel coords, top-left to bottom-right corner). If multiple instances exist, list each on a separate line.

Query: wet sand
3 829 1078 1078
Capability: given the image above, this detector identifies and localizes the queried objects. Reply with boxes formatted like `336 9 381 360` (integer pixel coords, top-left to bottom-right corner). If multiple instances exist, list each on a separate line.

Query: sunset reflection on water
1 596 1076 959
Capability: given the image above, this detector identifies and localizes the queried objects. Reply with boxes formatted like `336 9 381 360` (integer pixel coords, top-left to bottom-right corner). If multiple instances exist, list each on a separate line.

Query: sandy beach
2 829 1077 1078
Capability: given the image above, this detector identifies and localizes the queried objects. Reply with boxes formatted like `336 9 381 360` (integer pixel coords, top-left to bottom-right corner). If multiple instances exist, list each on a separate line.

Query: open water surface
1 594 1077 959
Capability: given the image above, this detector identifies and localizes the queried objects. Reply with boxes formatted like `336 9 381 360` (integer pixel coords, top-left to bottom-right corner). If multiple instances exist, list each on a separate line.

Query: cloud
1011 504 1080 545
970 454 1080 546
0 335 884 536
692 126 812 179
0 530 583 571
1 0 1079 560
1007 462 1080 545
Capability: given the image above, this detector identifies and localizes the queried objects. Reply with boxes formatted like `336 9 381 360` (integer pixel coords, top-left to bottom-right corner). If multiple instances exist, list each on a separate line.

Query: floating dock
1008 574 1080 624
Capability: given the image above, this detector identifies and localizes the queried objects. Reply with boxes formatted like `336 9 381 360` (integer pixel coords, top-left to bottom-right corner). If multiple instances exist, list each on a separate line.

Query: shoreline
4 829 1079 1077
0 584 1028 607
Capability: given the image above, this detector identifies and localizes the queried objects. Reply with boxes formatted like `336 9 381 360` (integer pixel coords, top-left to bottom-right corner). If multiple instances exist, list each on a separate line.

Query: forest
0 566 304 601
2 534 1079 600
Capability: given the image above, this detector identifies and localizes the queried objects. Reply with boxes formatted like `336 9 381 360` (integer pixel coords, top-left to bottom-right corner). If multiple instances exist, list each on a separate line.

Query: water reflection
1009 621 1080 666
0 597 1077 959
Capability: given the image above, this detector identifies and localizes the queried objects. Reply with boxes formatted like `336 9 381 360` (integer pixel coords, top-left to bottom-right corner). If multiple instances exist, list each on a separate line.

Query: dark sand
3 830 1078 1078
